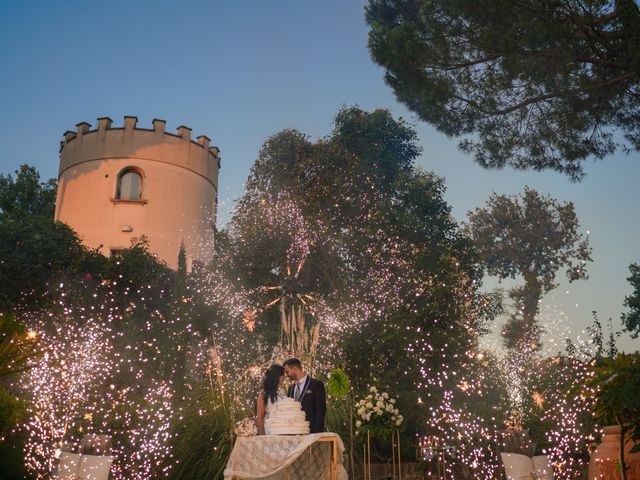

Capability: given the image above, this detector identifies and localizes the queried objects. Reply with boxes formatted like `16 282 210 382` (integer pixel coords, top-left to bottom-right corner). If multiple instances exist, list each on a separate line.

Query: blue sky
1 0 638 351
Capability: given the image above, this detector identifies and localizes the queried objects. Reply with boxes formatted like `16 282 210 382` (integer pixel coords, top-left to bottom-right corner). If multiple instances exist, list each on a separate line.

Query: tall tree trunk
521 271 542 335
504 273 543 349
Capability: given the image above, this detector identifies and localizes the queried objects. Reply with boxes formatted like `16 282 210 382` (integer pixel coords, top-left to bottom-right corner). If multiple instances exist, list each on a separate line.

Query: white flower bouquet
354 386 403 439
234 417 258 437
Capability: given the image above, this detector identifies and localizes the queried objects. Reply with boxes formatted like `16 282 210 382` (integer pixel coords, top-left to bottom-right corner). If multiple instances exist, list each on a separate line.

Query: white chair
501 452 554 480
55 452 82 480
52 453 113 480
78 454 114 480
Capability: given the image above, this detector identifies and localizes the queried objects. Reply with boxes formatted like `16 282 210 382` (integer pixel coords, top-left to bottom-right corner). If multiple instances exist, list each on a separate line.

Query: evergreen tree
173 242 188 303
366 0 640 179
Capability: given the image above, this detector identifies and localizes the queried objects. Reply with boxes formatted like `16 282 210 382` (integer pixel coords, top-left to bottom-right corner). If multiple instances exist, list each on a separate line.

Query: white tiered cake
265 398 310 435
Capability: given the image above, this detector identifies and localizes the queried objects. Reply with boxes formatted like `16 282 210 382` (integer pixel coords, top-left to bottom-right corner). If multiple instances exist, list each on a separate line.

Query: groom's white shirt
295 375 308 401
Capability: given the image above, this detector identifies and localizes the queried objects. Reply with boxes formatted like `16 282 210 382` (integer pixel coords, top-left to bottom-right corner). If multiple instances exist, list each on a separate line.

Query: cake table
224 432 348 480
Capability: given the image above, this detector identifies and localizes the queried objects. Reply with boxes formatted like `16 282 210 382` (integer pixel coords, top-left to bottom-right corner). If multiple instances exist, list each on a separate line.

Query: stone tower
54 116 220 270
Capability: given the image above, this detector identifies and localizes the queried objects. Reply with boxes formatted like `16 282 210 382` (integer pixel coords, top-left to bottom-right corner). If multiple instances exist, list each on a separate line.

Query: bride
256 364 286 435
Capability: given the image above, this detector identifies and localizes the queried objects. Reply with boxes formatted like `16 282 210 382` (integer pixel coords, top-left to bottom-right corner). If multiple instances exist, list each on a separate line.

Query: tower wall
54 116 221 269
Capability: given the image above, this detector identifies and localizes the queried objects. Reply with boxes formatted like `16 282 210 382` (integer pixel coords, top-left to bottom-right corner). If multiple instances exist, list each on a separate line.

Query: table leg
363 443 366 480
331 438 337 480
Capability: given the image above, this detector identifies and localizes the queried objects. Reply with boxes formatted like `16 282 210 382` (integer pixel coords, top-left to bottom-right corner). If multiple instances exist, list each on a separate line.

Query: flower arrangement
234 418 257 437
355 386 403 439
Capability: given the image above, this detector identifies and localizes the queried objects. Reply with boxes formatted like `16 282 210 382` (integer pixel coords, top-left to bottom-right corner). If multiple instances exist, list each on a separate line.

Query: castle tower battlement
54 116 221 270
59 116 221 188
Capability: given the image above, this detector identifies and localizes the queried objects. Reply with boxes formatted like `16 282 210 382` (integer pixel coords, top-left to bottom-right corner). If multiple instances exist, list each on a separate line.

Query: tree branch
591 11 620 26
429 49 627 74
454 72 635 115
432 55 502 71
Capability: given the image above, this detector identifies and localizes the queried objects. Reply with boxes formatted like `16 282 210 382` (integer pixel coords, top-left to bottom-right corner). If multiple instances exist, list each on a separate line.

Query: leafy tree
365 0 640 180
0 313 42 379
225 106 498 457
98 237 184 382
466 187 592 348
0 216 89 310
0 314 42 479
0 165 57 218
103 236 173 304
622 263 640 337
0 165 85 311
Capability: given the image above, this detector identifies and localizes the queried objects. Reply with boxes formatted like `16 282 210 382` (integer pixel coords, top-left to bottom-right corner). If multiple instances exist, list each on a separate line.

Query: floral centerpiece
355 386 403 440
235 418 257 437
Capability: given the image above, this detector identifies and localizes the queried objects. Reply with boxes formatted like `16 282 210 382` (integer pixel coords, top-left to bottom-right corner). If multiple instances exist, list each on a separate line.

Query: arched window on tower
115 168 143 201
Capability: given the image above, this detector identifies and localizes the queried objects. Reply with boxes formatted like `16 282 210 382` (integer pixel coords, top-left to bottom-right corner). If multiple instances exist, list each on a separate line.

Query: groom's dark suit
288 376 326 433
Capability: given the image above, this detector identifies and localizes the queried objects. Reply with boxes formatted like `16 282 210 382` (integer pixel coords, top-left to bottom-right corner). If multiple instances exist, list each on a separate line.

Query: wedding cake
265 398 310 435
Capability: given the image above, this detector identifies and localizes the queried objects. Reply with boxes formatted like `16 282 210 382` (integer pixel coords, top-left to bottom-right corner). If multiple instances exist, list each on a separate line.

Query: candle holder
362 430 372 480
418 436 456 479
391 430 402 479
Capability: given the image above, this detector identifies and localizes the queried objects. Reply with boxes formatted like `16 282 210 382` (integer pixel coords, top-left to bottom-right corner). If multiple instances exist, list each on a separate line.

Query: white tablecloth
224 433 348 480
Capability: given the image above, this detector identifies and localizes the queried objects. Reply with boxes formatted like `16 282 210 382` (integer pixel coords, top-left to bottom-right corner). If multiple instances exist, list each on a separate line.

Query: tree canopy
0 216 88 310
0 166 92 310
218 107 500 451
622 263 640 337
366 0 640 180
466 187 592 348
0 165 57 218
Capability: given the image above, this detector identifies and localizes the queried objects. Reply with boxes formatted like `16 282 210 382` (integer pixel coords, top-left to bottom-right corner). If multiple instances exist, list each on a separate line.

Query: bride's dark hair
263 364 285 405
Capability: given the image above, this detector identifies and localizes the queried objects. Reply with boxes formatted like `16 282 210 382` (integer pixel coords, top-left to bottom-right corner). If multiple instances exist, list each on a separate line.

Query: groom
283 358 326 433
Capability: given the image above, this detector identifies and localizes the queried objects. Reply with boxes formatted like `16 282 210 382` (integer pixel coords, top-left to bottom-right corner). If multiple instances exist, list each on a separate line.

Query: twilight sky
1 0 638 351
